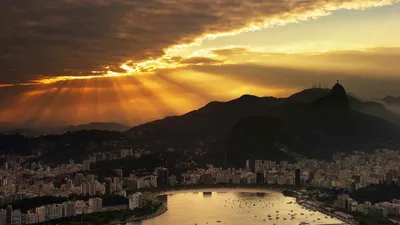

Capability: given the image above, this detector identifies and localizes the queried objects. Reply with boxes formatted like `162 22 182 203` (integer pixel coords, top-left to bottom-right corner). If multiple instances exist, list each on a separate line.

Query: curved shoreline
150 187 348 225
127 204 168 222
108 204 168 225
159 187 282 195
140 184 292 196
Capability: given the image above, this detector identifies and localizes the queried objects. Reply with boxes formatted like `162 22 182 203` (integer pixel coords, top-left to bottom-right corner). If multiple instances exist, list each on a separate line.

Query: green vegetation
315 195 337 205
39 130 124 164
351 184 400 204
0 134 32 155
0 130 124 163
1 195 128 213
281 189 296 197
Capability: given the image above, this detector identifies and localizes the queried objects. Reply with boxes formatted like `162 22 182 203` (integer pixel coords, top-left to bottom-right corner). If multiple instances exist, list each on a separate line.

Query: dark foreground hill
2 84 400 167
228 84 400 160
382 96 400 105
126 83 400 166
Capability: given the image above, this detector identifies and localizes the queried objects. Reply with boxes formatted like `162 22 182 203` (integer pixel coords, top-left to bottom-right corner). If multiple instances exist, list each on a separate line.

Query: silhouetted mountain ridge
0 122 129 136
125 83 400 166
382 96 400 105
62 122 130 133
290 88 400 126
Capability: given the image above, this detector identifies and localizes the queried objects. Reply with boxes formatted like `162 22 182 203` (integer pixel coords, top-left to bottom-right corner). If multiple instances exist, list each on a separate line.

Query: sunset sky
1 0 400 126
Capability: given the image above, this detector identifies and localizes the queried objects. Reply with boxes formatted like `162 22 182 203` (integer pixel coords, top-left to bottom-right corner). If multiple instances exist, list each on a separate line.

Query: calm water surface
128 188 344 225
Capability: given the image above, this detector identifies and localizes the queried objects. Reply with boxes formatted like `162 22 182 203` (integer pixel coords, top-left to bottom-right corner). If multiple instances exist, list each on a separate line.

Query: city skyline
1 1 400 126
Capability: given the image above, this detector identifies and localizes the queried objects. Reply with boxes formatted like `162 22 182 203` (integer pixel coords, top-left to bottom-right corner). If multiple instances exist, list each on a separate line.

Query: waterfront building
137 178 145 189
88 198 103 213
246 174 256 184
105 177 112 195
202 173 213 185
245 159 251 172
254 160 263 173
150 175 158 188
0 209 6 225
156 168 169 187
6 205 12 225
295 168 301 186
11 209 21 225
232 174 241 184
35 206 45 223
127 178 138 190
62 201 76 218
168 175 177 186
256 172 265 185
129 193 143 210
24 210 38 224
216 173 228 184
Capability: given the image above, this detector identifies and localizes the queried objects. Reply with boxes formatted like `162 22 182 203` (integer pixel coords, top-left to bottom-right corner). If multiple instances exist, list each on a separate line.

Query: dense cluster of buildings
2 148 400 224
89 148 150 163
178 160 302 186
128 192 143 210
175 149 400 192
4 149 399 202
335 195 400 219
2 197 103 225
0 205 22 225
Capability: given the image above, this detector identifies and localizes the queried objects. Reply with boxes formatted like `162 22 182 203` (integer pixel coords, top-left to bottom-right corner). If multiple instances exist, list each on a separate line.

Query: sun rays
1 1 400 126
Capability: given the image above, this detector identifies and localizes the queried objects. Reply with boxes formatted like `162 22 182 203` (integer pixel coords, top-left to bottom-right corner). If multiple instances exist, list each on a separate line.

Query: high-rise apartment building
88 198 103 213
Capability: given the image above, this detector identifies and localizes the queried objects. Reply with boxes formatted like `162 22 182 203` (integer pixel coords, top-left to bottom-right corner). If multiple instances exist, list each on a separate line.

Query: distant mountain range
0 122 130 136
290 88 400 126
62 122 130 133
2 84 400 167
382 96 400 105
125 83 400 165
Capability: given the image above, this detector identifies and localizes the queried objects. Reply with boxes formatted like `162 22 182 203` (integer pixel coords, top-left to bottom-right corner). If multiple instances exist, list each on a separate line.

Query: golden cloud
1 0 399 85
